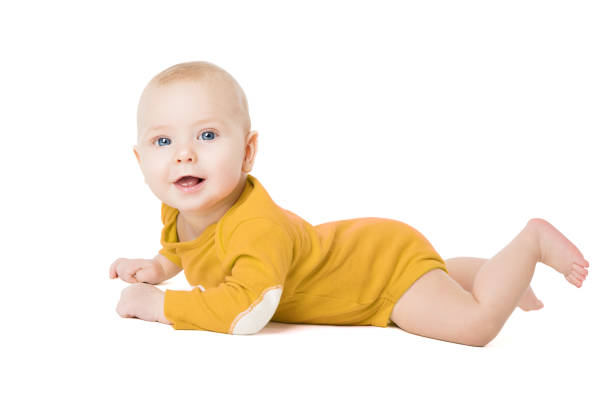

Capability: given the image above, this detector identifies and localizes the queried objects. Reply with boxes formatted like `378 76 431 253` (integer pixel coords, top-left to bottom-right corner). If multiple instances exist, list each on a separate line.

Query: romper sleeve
158 203 182 268
163 218 293 335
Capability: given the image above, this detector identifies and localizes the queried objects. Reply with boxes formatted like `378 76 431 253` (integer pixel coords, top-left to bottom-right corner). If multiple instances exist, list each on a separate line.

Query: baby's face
133 79 256 214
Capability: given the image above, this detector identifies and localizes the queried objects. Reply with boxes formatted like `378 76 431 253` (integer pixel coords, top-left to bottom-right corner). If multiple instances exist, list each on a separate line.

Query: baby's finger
125 271 139 283
134 266 154 283
117 262 140 283
109 258 122 279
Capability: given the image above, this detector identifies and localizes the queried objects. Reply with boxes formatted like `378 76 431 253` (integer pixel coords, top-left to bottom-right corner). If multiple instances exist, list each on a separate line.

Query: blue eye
199 130 216 141
155 137 171 146
153 130 216 147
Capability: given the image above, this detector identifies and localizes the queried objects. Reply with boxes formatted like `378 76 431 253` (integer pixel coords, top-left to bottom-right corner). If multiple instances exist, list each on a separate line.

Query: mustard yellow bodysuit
160 174 448 334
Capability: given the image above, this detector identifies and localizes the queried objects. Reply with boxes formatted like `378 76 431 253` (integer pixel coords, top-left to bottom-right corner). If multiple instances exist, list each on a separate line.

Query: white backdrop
1 0 610 393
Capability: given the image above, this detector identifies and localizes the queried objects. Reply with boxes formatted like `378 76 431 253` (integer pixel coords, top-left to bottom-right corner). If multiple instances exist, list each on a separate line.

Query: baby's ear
133 146 141 164
243 130 258 172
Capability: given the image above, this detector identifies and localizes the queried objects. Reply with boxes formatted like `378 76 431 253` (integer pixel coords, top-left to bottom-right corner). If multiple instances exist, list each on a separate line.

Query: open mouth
174 176 204 187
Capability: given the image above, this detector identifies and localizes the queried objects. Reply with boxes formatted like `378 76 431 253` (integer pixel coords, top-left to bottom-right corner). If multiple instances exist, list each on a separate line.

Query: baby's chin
163 189 215 213
166 199 212 214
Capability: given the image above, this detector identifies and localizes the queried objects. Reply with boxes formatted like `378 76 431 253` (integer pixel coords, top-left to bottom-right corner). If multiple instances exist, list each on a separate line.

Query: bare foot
518 285 544 311
530 218 590 288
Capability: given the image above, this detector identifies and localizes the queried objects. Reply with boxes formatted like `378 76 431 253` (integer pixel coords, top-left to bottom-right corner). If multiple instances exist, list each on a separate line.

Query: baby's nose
176 152 195 163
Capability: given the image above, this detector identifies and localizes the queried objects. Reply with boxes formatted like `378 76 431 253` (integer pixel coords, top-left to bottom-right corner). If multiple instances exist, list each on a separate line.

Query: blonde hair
137 61 251 140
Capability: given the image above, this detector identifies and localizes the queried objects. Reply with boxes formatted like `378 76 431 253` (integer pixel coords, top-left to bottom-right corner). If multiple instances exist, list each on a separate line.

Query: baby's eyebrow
145 118 225 136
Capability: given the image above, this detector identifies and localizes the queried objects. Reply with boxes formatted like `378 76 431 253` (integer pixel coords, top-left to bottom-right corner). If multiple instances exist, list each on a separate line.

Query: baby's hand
109 258 165 284
115 283 170 324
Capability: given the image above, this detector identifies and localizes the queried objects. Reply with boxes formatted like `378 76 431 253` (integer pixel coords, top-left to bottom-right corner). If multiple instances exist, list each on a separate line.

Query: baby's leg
444 257 487 292
445 256 544 311
390 218 589 347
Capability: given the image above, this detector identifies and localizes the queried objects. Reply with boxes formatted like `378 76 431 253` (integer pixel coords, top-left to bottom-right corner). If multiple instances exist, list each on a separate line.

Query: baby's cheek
145 162 170 181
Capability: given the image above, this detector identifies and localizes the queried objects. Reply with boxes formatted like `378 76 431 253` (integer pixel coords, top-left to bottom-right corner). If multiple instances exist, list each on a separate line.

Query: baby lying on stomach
109 61 590 347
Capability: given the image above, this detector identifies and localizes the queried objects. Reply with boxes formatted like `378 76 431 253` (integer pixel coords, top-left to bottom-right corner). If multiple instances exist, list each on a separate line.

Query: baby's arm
153 253 183 282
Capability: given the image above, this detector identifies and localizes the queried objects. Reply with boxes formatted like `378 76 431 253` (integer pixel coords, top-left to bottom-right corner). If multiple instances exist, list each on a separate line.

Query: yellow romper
160 174 448 334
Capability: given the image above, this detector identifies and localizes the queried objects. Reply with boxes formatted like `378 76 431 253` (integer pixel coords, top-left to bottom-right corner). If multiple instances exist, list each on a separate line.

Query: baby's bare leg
474 219 588 326
390 219 589 346
446 256 544 311
444 257 487 292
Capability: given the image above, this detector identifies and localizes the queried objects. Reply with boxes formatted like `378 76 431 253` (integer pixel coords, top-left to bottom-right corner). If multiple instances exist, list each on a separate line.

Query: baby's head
133 61 258 214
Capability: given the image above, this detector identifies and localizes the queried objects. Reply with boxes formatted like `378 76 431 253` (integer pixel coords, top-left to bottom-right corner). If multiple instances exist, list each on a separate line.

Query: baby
109 61 590 346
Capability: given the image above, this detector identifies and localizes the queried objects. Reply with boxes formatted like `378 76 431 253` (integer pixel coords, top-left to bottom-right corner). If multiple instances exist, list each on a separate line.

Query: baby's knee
466 310 502 347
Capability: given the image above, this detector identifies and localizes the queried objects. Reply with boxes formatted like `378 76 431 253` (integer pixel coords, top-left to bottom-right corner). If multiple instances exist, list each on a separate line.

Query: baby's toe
572 263 588 277
574 258 589 268
566 272 583 287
